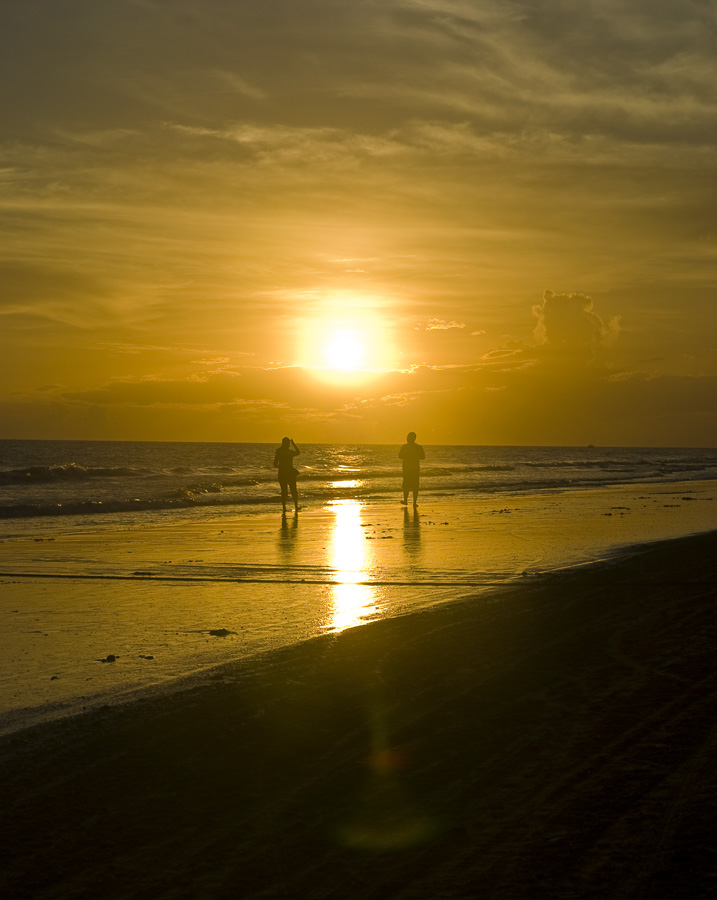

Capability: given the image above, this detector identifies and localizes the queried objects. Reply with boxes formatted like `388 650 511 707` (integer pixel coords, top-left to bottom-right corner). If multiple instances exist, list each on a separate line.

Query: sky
1 0 715 446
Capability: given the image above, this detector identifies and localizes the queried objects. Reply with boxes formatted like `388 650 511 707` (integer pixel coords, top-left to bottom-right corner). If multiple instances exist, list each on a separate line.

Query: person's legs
403 473 417 505
280 480 288 512
289 480 299 511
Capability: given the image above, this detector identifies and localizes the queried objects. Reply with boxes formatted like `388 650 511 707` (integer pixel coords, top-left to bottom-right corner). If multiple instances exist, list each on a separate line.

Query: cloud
480 345 535 369
95 342 199 355
4 348 717 446
6 1 716 149
210 69 266 100
532 290 621 360
191 356 233 368
424 318 466 330
0 262 113 322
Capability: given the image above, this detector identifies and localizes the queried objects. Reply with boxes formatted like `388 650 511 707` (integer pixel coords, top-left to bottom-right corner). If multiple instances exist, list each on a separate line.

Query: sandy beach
1 524 717 899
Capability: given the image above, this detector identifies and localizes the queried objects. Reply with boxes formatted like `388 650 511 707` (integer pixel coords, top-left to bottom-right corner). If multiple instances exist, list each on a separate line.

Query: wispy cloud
424 318 466 330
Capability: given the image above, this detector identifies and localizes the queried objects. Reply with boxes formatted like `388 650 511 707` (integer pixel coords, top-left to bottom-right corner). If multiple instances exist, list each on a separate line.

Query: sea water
1 440 715 530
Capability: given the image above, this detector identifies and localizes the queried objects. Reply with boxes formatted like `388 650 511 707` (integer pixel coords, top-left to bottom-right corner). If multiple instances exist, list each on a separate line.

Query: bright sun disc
325 330 364 371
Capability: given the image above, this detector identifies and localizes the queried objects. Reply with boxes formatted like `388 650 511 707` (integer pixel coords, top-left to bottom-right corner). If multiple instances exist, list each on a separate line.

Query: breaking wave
0 485 276 519
0 464 155 484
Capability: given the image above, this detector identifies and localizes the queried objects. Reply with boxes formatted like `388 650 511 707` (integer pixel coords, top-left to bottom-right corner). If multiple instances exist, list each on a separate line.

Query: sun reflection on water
329 499 377 631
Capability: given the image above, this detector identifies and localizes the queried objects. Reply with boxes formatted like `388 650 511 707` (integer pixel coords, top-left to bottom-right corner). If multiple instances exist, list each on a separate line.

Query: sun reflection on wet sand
328 500 377 632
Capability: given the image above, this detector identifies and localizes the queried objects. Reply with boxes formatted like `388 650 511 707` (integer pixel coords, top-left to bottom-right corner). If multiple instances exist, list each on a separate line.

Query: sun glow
325 330 364 371
297 293 395 379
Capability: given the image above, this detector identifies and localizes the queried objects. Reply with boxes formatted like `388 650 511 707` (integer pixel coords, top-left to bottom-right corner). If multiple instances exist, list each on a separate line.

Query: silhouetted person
274 437 300 513
399 431 425 506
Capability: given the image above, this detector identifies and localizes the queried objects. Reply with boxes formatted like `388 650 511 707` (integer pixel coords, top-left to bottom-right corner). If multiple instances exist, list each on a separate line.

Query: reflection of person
274 437 300 513
278 507 298 560
402 505 421 556
398 431 425 506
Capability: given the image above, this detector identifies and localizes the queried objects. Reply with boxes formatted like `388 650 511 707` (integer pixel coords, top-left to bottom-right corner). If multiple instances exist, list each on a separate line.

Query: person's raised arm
291 439 300 456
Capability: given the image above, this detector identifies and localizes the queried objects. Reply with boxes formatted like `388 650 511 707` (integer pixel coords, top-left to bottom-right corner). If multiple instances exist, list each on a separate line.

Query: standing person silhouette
274 437 300 514
399 431 425 507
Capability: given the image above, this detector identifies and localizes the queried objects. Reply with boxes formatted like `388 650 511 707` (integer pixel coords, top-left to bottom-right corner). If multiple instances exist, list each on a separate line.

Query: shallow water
2 439 715 523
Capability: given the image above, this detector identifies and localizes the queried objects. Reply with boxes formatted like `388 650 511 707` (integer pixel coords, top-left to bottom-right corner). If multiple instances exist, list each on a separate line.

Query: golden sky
1 0 715 445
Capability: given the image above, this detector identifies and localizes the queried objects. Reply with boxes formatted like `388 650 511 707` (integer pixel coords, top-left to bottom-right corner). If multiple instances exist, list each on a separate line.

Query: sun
324 330 364 371
296 294 395 379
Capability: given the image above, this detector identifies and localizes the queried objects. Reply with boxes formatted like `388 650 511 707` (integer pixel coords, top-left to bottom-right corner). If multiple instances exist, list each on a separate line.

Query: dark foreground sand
2 532 717 900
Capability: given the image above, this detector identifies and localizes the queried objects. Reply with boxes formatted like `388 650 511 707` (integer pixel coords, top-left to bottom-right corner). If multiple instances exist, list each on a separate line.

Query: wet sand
1 529 716 899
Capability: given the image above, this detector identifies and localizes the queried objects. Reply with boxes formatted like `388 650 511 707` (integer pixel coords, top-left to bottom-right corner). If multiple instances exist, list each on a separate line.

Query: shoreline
2 528 717 898
1 479 716 736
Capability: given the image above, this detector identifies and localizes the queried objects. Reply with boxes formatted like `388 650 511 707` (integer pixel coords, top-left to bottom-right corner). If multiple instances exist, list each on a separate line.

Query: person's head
281 436 291 447
407 431 417 443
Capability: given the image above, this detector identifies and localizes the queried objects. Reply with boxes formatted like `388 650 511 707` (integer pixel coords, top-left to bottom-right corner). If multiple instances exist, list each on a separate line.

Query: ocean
1 440 716 529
